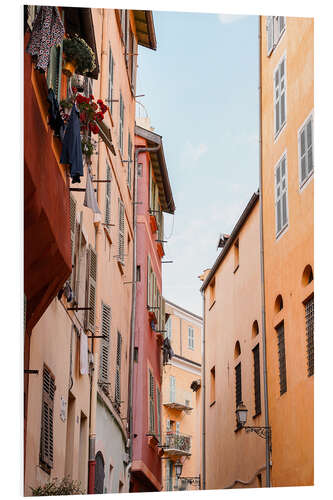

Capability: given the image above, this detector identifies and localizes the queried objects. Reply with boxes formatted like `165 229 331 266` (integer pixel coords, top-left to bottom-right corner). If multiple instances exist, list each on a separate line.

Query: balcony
162 432 191 457
163 388 193 412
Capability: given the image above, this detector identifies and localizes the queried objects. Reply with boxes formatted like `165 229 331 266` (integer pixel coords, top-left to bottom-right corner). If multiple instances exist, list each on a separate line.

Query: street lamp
175 459 201 488
235 401 271 441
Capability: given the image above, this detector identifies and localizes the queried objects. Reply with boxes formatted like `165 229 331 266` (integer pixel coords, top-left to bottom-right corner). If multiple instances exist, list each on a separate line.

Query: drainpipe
127 144 161 488
201 291 206 490
87 7 107 494
258 15 271 488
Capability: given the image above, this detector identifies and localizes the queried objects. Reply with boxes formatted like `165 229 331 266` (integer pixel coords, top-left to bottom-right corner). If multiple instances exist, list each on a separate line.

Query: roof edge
200 191 259 292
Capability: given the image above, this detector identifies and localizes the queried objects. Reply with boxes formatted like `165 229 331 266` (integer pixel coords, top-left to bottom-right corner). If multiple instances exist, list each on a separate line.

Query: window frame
273 52 287 141
188 326 194 350
298 111 314 189
266 16 286 57
275 151 289 239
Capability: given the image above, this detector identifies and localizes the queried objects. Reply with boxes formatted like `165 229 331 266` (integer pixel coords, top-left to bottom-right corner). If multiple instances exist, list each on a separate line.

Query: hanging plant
63 35 96 76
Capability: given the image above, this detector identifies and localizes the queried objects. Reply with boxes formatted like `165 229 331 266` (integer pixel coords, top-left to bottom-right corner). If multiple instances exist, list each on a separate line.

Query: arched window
274 294 283 313
234 341 241 359
302 264 313 286
95 451 105 494
252 320 259 337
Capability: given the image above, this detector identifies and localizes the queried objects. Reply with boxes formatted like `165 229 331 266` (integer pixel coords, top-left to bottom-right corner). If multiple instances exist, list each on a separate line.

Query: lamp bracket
244 425 271 440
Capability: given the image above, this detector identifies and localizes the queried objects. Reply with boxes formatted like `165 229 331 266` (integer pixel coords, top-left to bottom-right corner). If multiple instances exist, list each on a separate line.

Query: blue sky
136 11 259 316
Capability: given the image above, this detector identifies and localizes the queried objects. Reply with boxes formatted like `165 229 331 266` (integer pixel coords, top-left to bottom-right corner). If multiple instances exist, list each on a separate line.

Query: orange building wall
260 16 314 487
203 200 267 490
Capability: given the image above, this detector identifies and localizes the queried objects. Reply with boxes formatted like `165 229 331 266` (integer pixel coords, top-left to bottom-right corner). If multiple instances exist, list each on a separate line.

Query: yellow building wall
161 302 202 491
260 16 314 487
203 201 267 490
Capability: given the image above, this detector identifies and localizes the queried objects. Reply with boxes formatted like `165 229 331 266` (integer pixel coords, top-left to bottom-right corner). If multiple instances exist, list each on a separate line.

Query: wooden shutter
275 154 288 235
235 363 242 408
299 115 314 185
160 297 166 333
105 162 111 225
170 375 176 403
119 92 124 154
131 33 136 92
108 45 114 112
115 332 122 404
274 66 280 135
279 58 286 127
276 322 287 395
86 246 97 333
306 116 313 175
147 255 151 307
266 16 274 55
149 370 155 432
305 296 314 376
118 199 125 264
99 303 111 387
40 365 55 469
156 387 161 440
253 344 261 415
70 195 77 289
176 422 180 434
149 161 153 211
127 132 132 190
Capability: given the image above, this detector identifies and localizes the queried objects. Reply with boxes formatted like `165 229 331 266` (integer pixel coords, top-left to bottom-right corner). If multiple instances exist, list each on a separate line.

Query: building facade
130 122 175 492
161 300 202 492
200 194 267 490
260 16 314 486
24 7 157 495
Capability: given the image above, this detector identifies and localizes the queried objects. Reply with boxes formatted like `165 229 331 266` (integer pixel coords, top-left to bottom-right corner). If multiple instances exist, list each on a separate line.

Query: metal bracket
244 426 271 440
67 307 92 311
161 261 173 264
24 369 39 374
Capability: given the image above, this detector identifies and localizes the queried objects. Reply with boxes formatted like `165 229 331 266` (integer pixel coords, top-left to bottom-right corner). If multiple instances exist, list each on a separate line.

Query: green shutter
99 303 111 388
118 199 125 264
86 246 97 333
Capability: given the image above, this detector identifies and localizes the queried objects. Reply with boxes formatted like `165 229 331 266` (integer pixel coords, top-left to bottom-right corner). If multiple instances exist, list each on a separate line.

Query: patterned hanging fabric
26 6 65 72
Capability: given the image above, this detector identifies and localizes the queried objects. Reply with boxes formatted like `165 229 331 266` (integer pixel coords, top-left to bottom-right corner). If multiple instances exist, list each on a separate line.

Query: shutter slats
40 366 55 469
99 303 111 387
118 200 125 264
276 323 287 395
253 344 261 415
86 246 97 333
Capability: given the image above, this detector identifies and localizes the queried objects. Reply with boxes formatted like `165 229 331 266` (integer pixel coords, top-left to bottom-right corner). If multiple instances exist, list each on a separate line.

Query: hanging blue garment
60 104 83 184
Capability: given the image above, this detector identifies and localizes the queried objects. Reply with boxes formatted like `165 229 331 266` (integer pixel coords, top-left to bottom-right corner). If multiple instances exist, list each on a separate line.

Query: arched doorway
94 451 105 494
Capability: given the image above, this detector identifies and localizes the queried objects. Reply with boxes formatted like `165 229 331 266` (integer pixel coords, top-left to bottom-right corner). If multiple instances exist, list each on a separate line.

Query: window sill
233 265 239 274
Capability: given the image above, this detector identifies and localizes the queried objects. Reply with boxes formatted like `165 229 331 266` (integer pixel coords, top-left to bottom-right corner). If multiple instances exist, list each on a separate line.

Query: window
47 43 63 102
99 303 111 392
165 317 172 340
305 296 314 376
136 265 141 282
166 460 173 491
156 387 162 440
119 91 124 155
170 375 176 403
210 366 216 405
188 326 194 349
176 422 180 434
40 365 55 471
235 363 242 409
266 16 286 56
275 153 288 236
298 113 314 187
70 195 77 290
127 132 133 190
276 322 287 395
105 162 111 226
86 246 97 333
107 45 114 112
274 56 286 137
149 370 155 432
253 344 261 416
115 332 122 409
234 239 239 271
118 199 125 265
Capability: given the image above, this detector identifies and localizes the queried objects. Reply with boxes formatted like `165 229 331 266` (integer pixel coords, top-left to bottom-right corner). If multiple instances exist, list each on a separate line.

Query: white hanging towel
84 170 101 215
80 330 89 375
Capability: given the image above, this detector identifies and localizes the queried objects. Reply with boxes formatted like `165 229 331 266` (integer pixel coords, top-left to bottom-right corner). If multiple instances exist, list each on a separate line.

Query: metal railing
163 432 191 455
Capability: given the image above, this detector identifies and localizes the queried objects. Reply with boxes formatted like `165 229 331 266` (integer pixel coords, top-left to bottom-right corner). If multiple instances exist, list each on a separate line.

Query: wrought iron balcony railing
162 432 191 457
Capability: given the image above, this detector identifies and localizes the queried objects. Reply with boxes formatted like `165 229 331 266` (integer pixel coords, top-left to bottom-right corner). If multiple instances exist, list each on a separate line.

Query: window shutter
115 332 122 404
40 365 55 469
119 92 124 154
275 154 288 235
299 128 307 184
276 322 287 395
70 195 77 289
161 297 166 333
280 59 286 127
105 163 111 225
274 67 280 135
149 370 155 432
127 133 132 190
99 303 111 387
170 376 176 403
176 422 180 434
305 296 314 376
86 246 97 333
118 199 125 264
235 363 242 408
306 117 313 175
108 46 114 112
266 16 274 56
147 255 151 307
131 36 136 92
253 344 261 415
149 162 153 211
156 387 161 441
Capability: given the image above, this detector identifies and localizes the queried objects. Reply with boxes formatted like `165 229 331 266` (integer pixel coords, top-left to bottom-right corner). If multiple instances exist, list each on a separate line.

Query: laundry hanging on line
26 6 65 72
47 88 65 140
84 167 102 217
60 104 84 184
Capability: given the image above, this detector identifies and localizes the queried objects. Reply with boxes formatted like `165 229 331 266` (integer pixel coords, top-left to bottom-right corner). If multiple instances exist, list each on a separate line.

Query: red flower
97 99 103 105
72 87 78 93
92 102 98 110
90 94 94 100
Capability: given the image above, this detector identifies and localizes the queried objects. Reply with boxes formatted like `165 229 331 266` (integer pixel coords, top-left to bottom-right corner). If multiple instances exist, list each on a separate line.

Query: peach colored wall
260 16 314 487
203 201 267 490
161 302 202 491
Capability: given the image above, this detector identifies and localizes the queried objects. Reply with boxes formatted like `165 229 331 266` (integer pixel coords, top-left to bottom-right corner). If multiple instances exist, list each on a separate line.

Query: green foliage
30 477 85 496
63 35 96 75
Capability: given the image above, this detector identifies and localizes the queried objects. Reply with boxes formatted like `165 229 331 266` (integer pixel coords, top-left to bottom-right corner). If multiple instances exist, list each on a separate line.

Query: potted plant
62 35 96 77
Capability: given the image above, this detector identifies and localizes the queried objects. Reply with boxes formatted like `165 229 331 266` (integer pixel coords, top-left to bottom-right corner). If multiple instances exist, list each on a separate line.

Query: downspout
258 15 271 488
127 144 161 489
201 291 206 490
88 7 107 494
